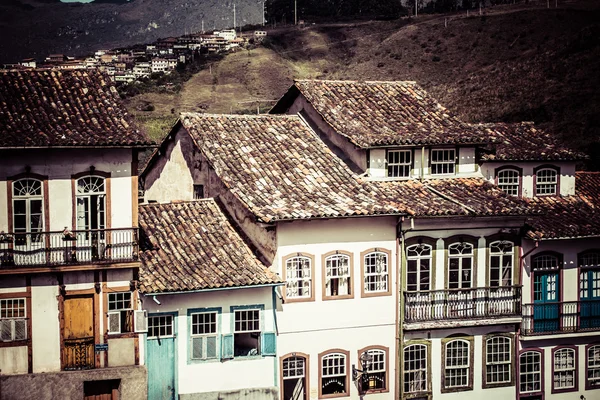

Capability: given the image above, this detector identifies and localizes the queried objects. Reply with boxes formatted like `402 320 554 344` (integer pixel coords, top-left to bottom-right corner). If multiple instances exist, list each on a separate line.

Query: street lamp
352 352 374 391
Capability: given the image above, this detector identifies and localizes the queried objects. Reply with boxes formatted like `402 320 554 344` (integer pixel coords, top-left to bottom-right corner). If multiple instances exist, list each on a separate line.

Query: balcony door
580 252 600 329
62 295 95 370
12 179 45 265
76 176 106 262
533 254 560 333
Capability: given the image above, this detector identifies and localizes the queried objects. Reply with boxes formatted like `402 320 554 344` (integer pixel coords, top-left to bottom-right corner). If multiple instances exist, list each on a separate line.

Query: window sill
322 294 354 301
283 296 315 304
0 340 28 348
440 386 473 394
319 392 350 399
483 381 514 389
551 386 578 395
361 290 392 298
361 388 389 395
187 358 221 365
106 332 139 339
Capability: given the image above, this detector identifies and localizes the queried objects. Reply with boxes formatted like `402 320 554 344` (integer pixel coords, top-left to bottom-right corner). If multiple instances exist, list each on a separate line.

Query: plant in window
325 253 351 297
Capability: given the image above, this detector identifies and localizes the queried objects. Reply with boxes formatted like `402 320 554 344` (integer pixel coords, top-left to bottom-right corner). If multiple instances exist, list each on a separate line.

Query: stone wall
179 387 278 400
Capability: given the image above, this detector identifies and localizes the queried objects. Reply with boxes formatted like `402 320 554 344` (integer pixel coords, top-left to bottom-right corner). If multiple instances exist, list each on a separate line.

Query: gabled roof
479 122 586 161
0 69 152 148
576 172 600 207
138 199 282 294
180 113 405 222
271 80 494 148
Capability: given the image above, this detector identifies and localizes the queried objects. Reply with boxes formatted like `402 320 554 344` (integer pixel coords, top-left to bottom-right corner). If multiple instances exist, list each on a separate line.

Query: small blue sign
95 343 108 352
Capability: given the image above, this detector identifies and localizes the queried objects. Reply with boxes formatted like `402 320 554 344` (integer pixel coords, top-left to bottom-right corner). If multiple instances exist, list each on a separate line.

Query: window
580 252 600 299
320 351 349 397
497 169 520 196
443 339 471 390
532 253 560 303
107 292 132 334
148 314 173 338
553 347 576 392
193 184 204 199
362 250 389 295
587 345 600 390
12 179 44 235
519 351 542 394
535 167 558 196
190 311 218 360
282 354 309 400
387 150 412 177
489 241 514 287
359 347 387 393
234 308 261 356
76 176 106 231
404 344 428 394
485 336 512 386
406 243 431 291
0 298 27 342
284 254 313 301
431 149 455 175
448 242 473 289
323 252 352 298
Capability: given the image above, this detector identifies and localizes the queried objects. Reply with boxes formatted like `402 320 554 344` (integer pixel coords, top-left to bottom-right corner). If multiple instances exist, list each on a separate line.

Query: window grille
497 169 520 196
431 149 455 175
321 353 347 395
489 241 513 287
406 244 431 291
364 252 388 293
325 254 351 297
536 168 558 196
444 340 470 388
553 348 576 389
387 150 411 177
285 256 312 299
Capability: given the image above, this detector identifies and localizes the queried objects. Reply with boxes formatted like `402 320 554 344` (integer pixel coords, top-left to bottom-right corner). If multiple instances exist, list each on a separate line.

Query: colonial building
0 69 153 399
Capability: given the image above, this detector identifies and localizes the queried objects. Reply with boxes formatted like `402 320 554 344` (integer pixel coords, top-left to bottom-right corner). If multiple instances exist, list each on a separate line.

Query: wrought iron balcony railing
63 337 95 370
404 286 522 323
0 228 138 268
521 300 600 335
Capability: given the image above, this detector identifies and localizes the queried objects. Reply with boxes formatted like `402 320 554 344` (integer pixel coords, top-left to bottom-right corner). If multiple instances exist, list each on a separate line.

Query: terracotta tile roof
479 122 585 161
0 69 152 148
375 178 534 217
138 199 282 294
271 80 493 148
576 172 600 207
180 113 405 222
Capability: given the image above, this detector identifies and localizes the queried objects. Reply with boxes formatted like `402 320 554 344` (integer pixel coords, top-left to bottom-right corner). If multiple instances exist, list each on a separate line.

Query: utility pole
263 1 266 26
415 0 418 17
294 0 297 25
233 3 236 30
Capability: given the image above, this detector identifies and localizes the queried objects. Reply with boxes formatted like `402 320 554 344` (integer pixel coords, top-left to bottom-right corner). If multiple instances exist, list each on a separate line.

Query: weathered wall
0 365 147 400
179 387 278 400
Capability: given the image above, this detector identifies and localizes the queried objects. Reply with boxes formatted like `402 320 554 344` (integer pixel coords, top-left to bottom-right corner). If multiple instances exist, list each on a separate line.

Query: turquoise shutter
262 331 276 356
221 334 234 359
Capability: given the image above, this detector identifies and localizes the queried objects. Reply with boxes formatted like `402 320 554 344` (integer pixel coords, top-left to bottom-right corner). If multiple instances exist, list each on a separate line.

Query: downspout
272 286 280 388
420 146 425 181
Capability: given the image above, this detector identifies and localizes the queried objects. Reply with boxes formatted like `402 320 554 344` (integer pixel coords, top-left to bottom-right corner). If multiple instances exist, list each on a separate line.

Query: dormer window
534 166 559 196
431 149 456 175
386 150 412 178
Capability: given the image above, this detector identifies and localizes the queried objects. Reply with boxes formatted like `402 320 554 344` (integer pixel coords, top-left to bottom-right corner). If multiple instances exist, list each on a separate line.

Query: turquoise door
147 313 176 400
580 269 600 329
533 272 559 333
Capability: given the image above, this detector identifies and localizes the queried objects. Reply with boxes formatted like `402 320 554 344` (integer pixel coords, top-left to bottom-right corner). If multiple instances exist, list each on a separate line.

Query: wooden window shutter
191 336 204 360
262 331 276 356
206 336 217 359
14 319 27 341
221 334 234 359
0 319 12 341
134 310 147 333
107 312 120 334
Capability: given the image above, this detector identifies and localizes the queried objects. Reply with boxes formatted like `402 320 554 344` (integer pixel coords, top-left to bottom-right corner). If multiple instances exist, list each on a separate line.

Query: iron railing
521 300 600 335
404 286 522 323
63 337 95 370
0 228 138 268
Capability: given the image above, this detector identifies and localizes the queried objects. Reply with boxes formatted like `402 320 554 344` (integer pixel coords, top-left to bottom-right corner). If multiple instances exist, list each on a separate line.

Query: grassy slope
127 1 600 168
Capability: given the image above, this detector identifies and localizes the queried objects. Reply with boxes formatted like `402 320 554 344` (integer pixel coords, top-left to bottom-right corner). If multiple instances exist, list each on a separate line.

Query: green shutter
221 334 234 359
262 331 276 356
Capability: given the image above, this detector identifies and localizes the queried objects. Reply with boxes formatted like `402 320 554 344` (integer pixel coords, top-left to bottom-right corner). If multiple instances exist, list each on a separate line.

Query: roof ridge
294 79 417 85
180 112 299 119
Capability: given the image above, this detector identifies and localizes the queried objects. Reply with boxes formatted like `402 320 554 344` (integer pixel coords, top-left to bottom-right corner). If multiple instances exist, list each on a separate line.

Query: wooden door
147 314 176 400
83 380 119 400
63 295 95 370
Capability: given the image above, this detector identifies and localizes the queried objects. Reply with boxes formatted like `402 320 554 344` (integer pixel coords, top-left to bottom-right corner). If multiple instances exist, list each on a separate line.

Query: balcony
521 300 600 336
404 286 522 329
0 228 138 270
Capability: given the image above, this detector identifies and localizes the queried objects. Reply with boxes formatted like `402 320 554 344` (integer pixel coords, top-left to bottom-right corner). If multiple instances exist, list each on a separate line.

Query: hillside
124 0 600 169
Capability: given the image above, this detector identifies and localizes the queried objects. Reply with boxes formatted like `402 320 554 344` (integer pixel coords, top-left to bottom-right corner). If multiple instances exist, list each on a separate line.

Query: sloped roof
0 69 152 148
479 122 586 161
576 172 600 207
138 199 282 294
271 80 494 148
180 113 405 222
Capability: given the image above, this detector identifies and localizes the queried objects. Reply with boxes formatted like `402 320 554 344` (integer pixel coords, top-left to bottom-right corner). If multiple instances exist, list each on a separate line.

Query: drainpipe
420 146 425 181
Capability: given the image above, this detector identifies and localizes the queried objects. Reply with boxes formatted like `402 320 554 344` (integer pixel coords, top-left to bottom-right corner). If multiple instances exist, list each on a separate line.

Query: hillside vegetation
125 0 600 169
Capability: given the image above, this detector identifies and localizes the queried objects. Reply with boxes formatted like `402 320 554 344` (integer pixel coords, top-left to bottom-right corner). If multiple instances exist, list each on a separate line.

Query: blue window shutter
221 334 234 359
262 331 276 356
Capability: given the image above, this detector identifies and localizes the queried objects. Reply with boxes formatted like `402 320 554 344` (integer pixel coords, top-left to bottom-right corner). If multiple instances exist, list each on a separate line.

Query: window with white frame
234 309 261 356
76 176 106 231
12 179 44 238
520 351 542 393
406 244 431 291
285 255 312 299
107 292 133 334
535 168 558 196
497 169 520 196
553 348 576 390
190 312 218 360
387 150 412 177
404 344 428 394
364 251 388 293
485 336 512 385
361 348 386 392
0 298 27 342
489 241 514 287
580 252 600 300
321 352 348 396
448 242 473 289
148 314 173 338
431 149 456 175
588 345 600 388
444 339 470 389
324 253 351 297
282 355 308 399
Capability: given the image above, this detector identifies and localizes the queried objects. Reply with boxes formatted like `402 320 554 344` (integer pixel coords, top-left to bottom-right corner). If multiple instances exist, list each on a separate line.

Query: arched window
489 241 514 287
323 252 351 298
553 347 576 391
519 351 542 393
485 336 512 385
76 176 106 231
497 168 520 196
535 167 559 196
404 344 428 393
580 251 600 300
532 253 560 302
284 255 313 300
448 242 473 289
12 178 44 235
443 339 471 389
406 244 431 291
282 354 308 400
359 347 387 393
363 250 389 294
587 345 600 390
320 351 349 397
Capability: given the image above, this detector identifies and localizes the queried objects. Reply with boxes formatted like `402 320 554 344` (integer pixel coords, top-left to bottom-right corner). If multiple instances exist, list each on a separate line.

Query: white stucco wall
141 286 278 396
